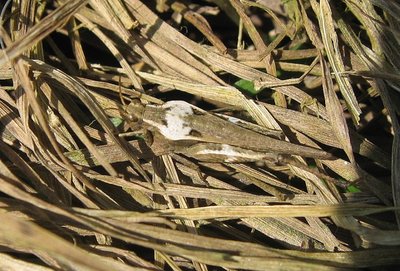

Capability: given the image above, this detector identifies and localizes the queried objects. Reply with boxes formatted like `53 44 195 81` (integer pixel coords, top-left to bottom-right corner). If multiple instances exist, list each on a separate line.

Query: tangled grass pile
0 0 399 270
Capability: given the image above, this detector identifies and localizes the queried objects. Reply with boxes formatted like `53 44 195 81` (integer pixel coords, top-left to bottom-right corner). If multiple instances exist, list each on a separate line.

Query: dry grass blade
150 204 395 220
0 0 88 66
318 0 362 124
0 253 54 271
0 213 143 271
74 13 142 90
27 58 150 182
172 2 227 54
0 0 397 270
320 54 356 166
335 0 400 227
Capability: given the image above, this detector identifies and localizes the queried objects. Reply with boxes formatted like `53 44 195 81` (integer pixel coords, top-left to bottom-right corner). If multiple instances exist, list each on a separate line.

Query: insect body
127 100 333 162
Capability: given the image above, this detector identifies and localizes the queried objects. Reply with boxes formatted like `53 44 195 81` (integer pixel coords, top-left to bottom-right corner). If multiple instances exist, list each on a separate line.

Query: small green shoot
234 79 257 95
346 184 361 193
110 117 124 128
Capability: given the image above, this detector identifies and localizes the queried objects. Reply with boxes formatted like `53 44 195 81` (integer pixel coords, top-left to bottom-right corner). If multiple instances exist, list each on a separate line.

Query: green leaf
234 79 257 95
110 117 123 127
346 185 361 193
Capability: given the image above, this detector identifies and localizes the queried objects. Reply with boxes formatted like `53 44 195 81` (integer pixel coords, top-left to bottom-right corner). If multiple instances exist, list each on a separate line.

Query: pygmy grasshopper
125 100 333 163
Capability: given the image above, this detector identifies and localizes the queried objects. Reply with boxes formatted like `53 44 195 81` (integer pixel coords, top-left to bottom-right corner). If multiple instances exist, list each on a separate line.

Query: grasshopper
125 100 333 163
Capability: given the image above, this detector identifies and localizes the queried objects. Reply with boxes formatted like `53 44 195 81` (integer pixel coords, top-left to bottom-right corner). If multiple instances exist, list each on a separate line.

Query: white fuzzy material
225 116 241 124
196 144 269 162
146 101 194 140
197 144 241 162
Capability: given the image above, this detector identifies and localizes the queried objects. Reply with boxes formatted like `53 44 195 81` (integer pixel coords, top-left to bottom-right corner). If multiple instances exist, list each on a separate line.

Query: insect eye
189 129 202 137
192 108 206 116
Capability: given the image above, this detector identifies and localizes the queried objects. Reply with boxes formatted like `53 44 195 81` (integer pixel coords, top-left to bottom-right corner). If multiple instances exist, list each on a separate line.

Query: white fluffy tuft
146 101 194 140
197 144 239 162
